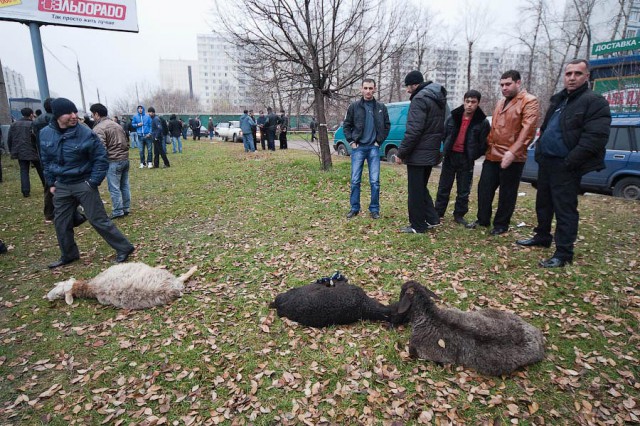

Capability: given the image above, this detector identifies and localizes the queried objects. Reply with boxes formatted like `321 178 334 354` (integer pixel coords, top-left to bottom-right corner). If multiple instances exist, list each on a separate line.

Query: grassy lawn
0 140 638 425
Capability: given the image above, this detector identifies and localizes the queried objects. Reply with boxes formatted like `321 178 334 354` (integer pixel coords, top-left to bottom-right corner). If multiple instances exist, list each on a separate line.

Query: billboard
0 0 138 33
593 76 640 114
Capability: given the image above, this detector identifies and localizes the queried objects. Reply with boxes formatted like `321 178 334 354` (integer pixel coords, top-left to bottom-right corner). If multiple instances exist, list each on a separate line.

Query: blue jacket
39 121 108 188
131 106 152 136
239 113 255 134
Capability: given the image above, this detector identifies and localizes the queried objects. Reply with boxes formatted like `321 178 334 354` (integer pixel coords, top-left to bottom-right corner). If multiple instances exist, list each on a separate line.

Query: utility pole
62 45 87 113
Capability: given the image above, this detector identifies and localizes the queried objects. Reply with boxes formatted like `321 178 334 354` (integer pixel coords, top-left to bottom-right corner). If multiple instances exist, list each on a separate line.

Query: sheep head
45 278 76 305
391 281 439 324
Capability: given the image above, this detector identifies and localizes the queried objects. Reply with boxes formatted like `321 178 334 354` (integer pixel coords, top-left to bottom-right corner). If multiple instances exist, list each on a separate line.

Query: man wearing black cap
39 98 135 268
395 70 448 233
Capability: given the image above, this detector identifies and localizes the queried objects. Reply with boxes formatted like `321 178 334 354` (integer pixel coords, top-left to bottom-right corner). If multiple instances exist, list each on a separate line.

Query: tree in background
216 0 402 170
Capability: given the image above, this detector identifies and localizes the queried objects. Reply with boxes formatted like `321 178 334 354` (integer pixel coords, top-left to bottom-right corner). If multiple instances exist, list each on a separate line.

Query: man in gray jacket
395 70 447 233
91 103 131 219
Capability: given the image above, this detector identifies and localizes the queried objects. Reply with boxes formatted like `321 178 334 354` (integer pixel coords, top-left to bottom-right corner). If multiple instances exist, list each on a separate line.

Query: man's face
57 112 78 129
137 107 143 114
463 97 479 116
361 82 376 100
149 111 155 118
406 83 419 95
92 112 100 121
249 110 253 116
564 62 589 93
500 78 521 99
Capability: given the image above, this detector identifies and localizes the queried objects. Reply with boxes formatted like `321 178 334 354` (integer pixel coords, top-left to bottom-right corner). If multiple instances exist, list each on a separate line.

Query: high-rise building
2 66 27 99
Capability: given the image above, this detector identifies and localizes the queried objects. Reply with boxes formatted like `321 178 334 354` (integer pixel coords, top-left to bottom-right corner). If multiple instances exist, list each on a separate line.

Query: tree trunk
467 41 473 91
315 87 332 170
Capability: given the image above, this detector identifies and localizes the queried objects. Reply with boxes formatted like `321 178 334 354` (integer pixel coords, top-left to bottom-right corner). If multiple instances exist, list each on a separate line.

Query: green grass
1 140 639 424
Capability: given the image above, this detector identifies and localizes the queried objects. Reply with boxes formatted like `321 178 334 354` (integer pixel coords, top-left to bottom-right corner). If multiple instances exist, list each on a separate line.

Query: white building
2 66 27 99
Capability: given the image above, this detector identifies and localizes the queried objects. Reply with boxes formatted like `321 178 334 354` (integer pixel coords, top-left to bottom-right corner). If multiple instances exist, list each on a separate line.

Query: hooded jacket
535 82 611 175
92 116 130 161
442 105 490 162
397 81 447 166
168 117 182 137
486 89 539 163
39 120 108 188
131 105 152 137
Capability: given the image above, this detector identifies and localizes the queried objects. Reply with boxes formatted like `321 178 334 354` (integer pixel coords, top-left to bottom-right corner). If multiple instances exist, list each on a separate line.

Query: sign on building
0 0 138 33
593 76 640 114
592 37 640 56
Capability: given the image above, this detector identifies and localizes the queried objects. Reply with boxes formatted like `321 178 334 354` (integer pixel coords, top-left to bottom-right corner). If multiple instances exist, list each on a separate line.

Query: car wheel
386 147 398 163
613 177 640 200
336 144 348 156
232 133 237 142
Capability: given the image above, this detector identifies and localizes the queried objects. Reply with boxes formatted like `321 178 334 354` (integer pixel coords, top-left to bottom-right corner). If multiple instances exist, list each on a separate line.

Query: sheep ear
424 288 440 300
397 293 412 314
64 290 74 305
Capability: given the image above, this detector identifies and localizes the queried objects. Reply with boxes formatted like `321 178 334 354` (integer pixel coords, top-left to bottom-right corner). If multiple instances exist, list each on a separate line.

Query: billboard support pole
28 22 50 102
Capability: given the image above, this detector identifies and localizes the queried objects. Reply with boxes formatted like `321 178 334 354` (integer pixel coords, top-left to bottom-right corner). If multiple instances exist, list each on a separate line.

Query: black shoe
465 220 487 229
539 257 571 268
346 210 359 219
0 241 7 254
23 192 30 198
490 227 509 236
516 237 552 248
48 257 79 269
110 214 125 220
453 216 468 226
73 210 87 227
115 246 135 263
371 212 380 219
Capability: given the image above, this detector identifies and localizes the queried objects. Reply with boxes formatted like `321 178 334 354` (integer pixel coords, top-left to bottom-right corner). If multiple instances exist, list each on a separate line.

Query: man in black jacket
435 90 490 226
343 78 390 219
516 59 611 268
395 71 447 233
8 108 42 198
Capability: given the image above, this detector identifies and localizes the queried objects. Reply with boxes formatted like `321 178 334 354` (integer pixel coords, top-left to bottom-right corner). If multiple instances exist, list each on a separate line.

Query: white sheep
392 281 545 376
45 262 197 309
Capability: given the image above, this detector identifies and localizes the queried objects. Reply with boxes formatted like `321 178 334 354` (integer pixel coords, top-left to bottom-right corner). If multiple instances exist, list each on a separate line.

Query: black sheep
270 274 395 328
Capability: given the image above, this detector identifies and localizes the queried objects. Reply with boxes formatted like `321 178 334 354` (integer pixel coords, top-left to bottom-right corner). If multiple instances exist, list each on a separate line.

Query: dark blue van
520 117 640 200
332 101 409 162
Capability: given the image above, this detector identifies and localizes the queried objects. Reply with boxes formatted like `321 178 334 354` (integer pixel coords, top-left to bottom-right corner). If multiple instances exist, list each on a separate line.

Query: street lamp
62 45 87 113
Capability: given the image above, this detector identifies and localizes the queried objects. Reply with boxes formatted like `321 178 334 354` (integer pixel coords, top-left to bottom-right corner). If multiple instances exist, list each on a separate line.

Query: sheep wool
270 275 396 328
394 281 545 376
46 262 197 310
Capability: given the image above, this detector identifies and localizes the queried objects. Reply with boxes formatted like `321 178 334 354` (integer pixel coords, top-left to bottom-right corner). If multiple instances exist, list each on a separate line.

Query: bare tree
216 0 402 170
610 0 631 40
462 0 490 91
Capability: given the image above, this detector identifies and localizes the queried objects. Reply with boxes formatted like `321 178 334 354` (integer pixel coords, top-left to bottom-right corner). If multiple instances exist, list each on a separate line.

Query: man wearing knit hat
395 70 448 233
39 98 135 268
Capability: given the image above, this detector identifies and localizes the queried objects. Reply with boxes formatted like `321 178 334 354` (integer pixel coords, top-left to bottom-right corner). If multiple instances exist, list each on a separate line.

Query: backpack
160 117 169 136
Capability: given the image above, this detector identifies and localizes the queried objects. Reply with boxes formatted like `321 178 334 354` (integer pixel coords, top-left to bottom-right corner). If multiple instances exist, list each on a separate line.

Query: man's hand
394 156 403 165
49 186 56 194
501 151 515 169
349 142 357 149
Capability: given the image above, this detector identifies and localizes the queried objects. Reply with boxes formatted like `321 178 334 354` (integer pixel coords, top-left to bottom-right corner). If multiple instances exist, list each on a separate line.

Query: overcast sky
0 0 556 113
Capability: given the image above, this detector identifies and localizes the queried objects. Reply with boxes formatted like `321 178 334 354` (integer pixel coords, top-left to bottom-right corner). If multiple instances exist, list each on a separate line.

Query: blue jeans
129 132 139 149
107 160 131 217
171 136 182 153
243 134 255 152
139 135 153 164
350 144 380 213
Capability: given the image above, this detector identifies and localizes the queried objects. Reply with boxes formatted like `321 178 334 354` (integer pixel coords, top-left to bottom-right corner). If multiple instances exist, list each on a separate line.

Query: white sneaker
139 163 145 169
147 162 153 169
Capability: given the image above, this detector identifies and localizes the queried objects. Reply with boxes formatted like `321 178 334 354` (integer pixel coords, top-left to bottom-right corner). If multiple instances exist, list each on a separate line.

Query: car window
613 127 631 151
634 128 640 151
606 128 618 150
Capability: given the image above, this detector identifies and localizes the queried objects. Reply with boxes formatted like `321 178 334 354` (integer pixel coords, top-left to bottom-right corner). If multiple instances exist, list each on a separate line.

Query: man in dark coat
343 78 390 219
265 107 278 151
516 59 611 268
8 107 43 198
40 98 134 269
278 109 289 149
435 90 490 226
395 70 447 233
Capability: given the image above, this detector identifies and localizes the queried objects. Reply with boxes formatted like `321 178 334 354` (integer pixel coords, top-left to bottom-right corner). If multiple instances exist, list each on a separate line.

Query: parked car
520 116 640 200
332 101 409 162
215 121 243 142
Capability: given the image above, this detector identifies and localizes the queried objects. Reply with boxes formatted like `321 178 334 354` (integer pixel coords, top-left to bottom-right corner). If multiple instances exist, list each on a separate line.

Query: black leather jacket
343 97 390 146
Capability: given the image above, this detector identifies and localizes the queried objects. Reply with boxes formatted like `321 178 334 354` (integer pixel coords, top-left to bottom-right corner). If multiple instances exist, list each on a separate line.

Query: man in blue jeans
343 78 390 219
131 105 153 168
91 103 131 219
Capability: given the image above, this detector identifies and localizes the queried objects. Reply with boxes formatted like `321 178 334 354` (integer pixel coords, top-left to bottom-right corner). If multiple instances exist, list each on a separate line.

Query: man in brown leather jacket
467 70 539 235
90 103 131 220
